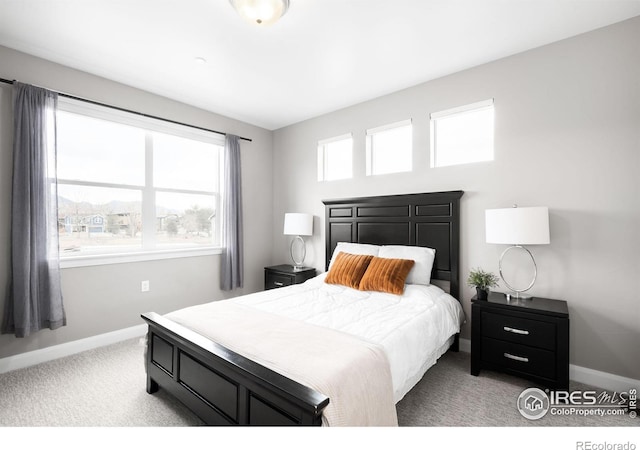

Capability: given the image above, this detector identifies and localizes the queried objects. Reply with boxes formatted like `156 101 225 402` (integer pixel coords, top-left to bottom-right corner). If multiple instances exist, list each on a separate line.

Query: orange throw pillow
358 256 415 295
324 252 374 289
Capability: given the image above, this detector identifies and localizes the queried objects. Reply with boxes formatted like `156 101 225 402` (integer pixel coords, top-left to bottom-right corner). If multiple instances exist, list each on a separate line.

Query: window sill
59 247 223 269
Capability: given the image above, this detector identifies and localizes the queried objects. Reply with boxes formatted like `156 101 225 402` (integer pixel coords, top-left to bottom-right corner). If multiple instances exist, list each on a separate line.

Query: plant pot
476 287 488 300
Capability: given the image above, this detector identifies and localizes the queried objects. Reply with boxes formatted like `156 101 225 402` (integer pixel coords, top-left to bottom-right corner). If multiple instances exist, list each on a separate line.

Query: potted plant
467 267 499 300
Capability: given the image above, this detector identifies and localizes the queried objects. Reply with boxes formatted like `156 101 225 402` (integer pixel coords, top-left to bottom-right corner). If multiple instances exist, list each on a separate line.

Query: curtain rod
0 77 252 142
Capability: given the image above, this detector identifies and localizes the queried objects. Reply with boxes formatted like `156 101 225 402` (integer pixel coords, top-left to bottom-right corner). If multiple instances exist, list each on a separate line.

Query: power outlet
141 280 150 292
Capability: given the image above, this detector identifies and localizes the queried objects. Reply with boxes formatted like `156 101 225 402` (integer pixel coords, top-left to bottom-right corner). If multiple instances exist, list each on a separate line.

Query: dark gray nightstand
264 265 316 290
470 291 570 391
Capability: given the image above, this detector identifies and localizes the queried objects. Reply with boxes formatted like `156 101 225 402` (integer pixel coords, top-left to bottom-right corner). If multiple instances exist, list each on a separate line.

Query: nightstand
471 291 569 391
264 265 316 290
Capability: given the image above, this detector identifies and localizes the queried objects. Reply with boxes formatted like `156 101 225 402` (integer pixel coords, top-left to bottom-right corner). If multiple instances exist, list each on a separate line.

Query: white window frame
57 98 224 268
317 133 353 181
430 99 495 168
366 119 412 176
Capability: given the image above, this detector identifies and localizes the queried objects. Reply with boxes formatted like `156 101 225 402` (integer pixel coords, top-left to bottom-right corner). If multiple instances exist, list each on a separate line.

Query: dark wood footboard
141 312 329 426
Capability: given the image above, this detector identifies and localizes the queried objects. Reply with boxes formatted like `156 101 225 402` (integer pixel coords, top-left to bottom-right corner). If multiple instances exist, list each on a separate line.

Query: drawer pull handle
273 282 284 287
504 352 529 363
503 326 529 335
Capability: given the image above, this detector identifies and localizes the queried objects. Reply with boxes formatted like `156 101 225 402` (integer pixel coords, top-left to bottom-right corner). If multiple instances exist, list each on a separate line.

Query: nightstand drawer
264 265 316 290
482 337 556 380
482 311 556 350
265 273 293 290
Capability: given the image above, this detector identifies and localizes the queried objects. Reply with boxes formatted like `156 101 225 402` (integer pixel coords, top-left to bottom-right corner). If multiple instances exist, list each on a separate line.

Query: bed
141 190 464 426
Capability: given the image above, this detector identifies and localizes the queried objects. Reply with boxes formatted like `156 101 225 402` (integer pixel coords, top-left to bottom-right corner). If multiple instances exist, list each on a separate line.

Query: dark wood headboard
322 191 464 300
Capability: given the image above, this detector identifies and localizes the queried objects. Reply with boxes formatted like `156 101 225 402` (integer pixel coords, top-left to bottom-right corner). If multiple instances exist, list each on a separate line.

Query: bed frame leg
147 375 159 394
451 334 460 352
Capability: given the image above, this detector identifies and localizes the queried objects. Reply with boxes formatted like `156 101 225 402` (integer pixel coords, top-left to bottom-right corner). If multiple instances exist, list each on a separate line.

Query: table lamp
485 205 550 299
283 213 313 270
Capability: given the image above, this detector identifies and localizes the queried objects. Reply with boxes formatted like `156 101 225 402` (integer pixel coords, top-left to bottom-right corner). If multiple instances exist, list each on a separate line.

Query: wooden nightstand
471 291 569 391
264 265 316 290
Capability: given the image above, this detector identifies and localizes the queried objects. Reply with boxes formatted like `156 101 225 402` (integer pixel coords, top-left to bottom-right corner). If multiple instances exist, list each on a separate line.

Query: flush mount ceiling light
229 0 290 26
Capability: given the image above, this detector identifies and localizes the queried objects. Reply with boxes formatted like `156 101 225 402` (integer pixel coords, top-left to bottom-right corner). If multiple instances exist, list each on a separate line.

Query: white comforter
231 273 464 402
167 300 397 426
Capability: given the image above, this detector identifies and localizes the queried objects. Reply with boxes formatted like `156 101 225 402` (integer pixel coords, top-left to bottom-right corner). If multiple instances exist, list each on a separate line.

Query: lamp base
292 265 306 272
504 291 533 301
289 235 306 269
499 245 537 301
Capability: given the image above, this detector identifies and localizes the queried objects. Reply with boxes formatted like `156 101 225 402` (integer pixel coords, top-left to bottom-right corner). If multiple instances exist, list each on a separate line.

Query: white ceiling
0 1 639 130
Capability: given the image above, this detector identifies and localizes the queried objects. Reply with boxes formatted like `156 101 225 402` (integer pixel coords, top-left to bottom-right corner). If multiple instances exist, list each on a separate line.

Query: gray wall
0 46 274 359
272 17 640 380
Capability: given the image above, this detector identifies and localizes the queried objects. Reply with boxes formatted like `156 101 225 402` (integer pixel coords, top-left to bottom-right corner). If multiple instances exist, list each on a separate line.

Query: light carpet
0 338 636 427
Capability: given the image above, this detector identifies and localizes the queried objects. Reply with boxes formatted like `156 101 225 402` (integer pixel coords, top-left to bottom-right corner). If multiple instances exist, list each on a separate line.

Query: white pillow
328 242 380 269
378 245 436 285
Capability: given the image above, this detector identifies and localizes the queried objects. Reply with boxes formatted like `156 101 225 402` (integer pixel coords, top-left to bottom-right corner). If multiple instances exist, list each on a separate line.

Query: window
430 99 494 168
56 99 223 264
317 134 353 181
366 119 412 176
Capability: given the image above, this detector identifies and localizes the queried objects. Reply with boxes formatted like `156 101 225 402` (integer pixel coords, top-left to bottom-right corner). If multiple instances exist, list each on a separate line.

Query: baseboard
458 337 638 392
570 364 639 392
0 324 147 374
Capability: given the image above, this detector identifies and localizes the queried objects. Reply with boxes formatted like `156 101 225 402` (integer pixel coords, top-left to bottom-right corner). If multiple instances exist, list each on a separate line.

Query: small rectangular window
430 99 494 168
366 119 412 176
317 134 353 181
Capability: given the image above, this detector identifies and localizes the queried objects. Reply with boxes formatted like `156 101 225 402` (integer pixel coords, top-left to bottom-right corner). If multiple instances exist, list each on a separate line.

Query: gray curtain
1 82 65 337
220 134 244 290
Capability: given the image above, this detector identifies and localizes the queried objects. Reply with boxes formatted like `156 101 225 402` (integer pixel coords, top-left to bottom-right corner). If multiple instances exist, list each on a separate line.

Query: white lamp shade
283 213 313 236
485 206 550 245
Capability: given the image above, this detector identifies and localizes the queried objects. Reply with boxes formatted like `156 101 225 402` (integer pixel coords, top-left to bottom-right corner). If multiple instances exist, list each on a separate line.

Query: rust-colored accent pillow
358 256 415 295
324 252 374 289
